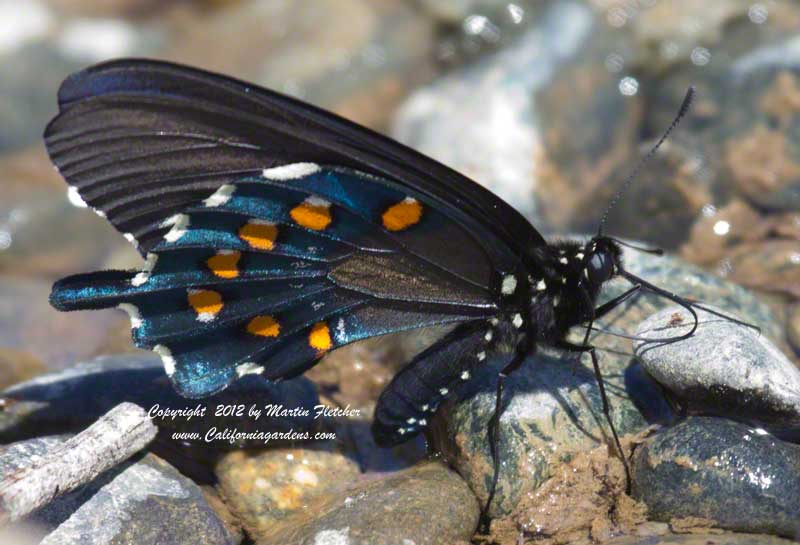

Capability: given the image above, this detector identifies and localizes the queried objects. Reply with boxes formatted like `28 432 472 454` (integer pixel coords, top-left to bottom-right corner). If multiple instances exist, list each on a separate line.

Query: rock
0 436 240 545
789 304 800 357
215 446 360 535
256 461 480 545
634 305 800 437
604 532 800 545
0 354 320 449
394 0 619 225
721 240 800 299
632 417 800 539
0 277 132 370
432 244 785 518
165 0 435 130
489 438 648 544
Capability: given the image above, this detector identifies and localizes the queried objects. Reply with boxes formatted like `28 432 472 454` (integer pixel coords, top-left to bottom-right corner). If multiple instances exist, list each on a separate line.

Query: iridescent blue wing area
44 59 545 259
51 167 506 397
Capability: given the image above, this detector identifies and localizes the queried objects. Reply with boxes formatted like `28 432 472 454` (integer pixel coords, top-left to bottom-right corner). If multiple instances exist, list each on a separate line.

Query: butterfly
47 59 736 524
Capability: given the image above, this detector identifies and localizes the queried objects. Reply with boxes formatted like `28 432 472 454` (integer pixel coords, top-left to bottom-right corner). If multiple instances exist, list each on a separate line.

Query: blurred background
0 0 798 384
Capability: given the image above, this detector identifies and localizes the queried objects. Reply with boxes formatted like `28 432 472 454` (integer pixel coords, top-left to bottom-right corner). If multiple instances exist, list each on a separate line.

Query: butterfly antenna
598 86 695 236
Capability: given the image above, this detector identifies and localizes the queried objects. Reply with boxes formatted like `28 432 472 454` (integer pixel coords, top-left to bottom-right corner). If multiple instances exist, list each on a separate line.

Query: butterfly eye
587 251 614 284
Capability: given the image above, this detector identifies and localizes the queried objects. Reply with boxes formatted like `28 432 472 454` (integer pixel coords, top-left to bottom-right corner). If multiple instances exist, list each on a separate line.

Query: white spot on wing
117 303 142 329
123 233 138 248
439 387 448 396
477 351 486 361
131 253 158 287
67 186 87 208
461 370 470 380
161 213 190 242
196 312 217 323
236 362 264 377
512 313 523 329
154 344 176 376
304 195 331 208
203 184 235 207
536 279 547 291
501 274 517 295
262 163 320 180
484 330 493 342
559 257 568 265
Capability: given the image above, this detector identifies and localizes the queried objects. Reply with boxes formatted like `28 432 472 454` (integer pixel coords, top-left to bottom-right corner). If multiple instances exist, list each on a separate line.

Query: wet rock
166 0 435 130
394 1 620 225
681 199 769 266
490 438 648 544
632 417 800 539
432 244 784 518
0 277 131 369
0 436 240 545
215 446 360 535
635 1 800 215
721 240 800 299
256 461 480 545
0 353 320 448
789 304 800 356
635 305 800 436
604 532 800 545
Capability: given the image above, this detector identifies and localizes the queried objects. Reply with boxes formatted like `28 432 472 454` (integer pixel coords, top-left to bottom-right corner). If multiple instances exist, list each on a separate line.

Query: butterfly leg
555 339 632 492
479 335 533 533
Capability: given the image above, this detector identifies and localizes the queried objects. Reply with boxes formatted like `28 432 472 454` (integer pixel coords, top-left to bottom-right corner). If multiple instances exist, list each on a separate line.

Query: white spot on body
262 163 321 180
461 370 471 380
418 418 426 426
236 362 264 377
559 257 568 265
501 274 517 295
131 253 158 287
421 404 429 411
153 344 176 376
477 351 486 361
439 387 449 396
576 252 584 260
161 213 190 242
203 184 235 207
117 303 142 329
485 330 493 342
406 418 416 424
512 313 523 329
536 279 547 291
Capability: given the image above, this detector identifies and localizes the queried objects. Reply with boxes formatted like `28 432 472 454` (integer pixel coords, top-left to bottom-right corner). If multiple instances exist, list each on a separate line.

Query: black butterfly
46 59 737 524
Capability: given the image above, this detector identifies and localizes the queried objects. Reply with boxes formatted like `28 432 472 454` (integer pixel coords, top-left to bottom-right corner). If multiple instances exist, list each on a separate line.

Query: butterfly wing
51 166 504 397
46 59 543 401
44 58 545 259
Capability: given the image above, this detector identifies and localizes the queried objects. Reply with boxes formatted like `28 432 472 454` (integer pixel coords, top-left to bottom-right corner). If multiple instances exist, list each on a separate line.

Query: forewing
44 59 545 262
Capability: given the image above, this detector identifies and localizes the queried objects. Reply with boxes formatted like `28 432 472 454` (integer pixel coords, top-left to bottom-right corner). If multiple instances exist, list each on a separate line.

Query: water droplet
713 220 730 236
0 230 11 250
605 53 625 73
507 3 525 24
748 3 768 24
691 46 711 66
619 76 639 96
701 204 717 217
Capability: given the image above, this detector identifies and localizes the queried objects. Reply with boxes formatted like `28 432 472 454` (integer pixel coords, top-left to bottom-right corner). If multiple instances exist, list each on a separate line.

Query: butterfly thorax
526 237 622 346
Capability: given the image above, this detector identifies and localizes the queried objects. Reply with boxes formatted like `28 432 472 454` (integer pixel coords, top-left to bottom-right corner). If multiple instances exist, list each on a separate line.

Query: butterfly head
582 236 622 289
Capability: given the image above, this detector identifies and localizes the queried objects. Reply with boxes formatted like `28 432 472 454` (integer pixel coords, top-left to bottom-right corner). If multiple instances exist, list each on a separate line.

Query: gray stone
635 305 800 436
432 244 785 518
392 0 605 224
632 417 800 539
256 461 480 545
604 532 800 545
215 445 360 536
0 436 239 545
1 354 320 449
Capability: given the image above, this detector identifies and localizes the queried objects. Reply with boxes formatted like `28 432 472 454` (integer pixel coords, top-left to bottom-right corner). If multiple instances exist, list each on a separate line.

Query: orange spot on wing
188 289 223 320
290 197 332 231
239 221 278 250
206 251 241 279
309 322 332 351
247 315 280 337
382 197 422 231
